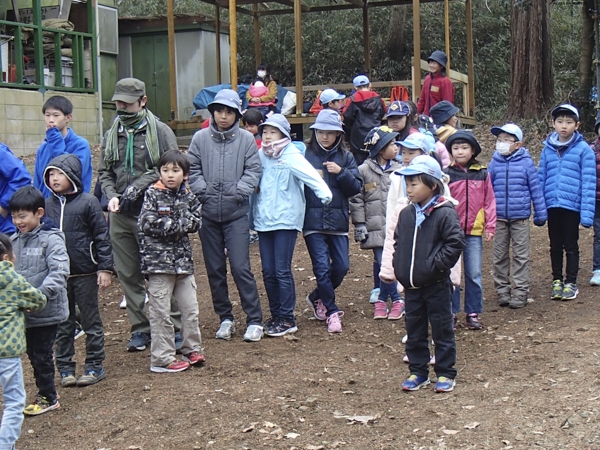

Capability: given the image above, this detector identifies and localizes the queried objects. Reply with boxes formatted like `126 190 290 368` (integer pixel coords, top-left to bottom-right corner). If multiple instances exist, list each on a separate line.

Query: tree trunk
577 0 595 122
386 6 407 61
506 0 554 120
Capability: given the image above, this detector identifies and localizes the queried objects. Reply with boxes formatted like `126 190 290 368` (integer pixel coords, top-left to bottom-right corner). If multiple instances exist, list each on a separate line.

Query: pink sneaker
387 301 405 320
373 302 388 319
306 294 327 321
326 311 344 333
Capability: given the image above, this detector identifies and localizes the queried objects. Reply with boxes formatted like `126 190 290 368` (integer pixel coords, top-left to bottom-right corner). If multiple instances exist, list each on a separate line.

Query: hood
44 153 83 195
290 141 307 156
351 91 382 112
543 131 584 151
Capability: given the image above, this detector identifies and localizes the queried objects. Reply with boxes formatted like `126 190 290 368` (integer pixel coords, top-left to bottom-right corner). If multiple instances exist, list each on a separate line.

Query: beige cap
112 78 146 103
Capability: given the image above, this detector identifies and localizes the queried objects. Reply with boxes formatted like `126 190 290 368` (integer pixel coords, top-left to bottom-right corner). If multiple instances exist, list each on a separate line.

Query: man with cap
342 75 386 165
98 77 181 353
187 89 264 342
417 50 454 116
319 88 346 113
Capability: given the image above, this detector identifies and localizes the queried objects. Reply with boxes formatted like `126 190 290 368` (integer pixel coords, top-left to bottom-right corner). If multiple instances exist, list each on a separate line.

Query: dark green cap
112 78 146 103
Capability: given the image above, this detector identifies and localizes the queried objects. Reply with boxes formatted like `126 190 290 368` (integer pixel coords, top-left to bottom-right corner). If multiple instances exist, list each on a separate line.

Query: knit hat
551 104 579 120
320 89 345 105
353 75 370 87
112 78 146 103
445 130 482 157
429 100 459 125
427 50 448 69
399 154 442 180
363 126 399 158
310 109 344 132
258 114 291 140
491 123 523 142
383 101 410 120
396 132 431 154
208 89 243 118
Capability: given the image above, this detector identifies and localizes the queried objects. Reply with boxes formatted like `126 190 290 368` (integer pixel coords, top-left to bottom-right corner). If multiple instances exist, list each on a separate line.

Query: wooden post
215 5 222 84
253 4 261 66
363 3 370 75
465 0 475 116
229 0 238 92
294 0 302 114
412 0 421 102
444 0 450 71
167 0 178 120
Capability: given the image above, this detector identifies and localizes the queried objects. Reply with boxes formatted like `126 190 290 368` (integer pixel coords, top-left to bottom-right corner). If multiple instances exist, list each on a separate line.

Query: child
138 150 205 372
34 95 93 198
445 131 496 330
350 126 403 319
303 109 363 333
9 186 69 415
0 233 46 447
488 124 547 308
253 115 332 336
246 63 278 117
0 142 32 234
342 75 386 165
591 112 600 286
319 88 346 113
43 154 113 387
429 100 459 129
242 108 264 148
393 155 464 392
188 89 264 342
538 104 596 300
417 50 455 115
383 101 415 142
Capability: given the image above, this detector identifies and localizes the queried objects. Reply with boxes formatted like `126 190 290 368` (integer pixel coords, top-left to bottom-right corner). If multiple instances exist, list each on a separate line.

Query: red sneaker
183 351 206 365
151 360 190 373
373 301 388 319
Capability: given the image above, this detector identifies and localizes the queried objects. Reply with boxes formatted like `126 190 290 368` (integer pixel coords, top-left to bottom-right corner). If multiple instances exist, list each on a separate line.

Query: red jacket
417 72 454 115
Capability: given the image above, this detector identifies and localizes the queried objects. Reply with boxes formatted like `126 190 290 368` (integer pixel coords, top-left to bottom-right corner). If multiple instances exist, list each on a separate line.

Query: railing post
87 0 98 90
54 32 62 87
15 25 23 83
33 0 44 87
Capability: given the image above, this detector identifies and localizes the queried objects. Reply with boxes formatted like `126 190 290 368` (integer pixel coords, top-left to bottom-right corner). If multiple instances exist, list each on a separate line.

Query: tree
506 0 554 120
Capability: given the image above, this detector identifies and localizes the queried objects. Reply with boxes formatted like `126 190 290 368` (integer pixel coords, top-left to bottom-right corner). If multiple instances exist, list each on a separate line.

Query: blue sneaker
76 368 106 387
434 376 456 393
127 332 150 352
591 270 600 286
402 374 430 391
369 288 380 304
175 332 183 354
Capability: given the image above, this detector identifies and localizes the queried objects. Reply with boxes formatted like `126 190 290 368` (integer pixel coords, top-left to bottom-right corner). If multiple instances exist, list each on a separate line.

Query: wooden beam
444 0 450 71
294 0 303 114
465 0 475 115
412 0 421 102
167 0 178 120
253 3 261 65
344 0 363 6
216 1 255 15
229 0 238 91
215 5 222 83
363 3 370 75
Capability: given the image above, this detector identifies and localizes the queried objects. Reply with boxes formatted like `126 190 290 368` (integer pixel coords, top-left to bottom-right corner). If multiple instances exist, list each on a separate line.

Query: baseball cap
258 114 291 140
383 101 410 120
353 75 370 87
396 132 431 153
551 104 579 120
112 78 146 103
399 154 443 180
310 109 345 132
320 89 346 105
490 123 523 142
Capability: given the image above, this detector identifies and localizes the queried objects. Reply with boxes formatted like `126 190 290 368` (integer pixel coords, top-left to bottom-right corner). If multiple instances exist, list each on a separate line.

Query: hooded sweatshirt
342 91 386 154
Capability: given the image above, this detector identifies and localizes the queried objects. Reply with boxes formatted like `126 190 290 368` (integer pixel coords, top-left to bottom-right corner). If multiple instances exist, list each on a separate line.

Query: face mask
496 142 512 156
257 70 267 78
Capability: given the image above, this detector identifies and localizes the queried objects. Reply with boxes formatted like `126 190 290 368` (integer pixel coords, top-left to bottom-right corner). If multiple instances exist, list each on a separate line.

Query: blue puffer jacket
303 138 363 233
0 143 32 234
538 132 596 227
488 147 547 224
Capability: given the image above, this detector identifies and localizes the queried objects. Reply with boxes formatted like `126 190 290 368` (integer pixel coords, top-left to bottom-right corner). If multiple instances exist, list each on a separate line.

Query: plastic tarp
192 84 292 116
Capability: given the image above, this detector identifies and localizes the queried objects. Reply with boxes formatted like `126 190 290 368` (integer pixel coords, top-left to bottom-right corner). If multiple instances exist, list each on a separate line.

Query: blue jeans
304 233 349 316
372 247 402 302
258 230 298 321
593 202 600 271
0 357 25 449
452 235 483 314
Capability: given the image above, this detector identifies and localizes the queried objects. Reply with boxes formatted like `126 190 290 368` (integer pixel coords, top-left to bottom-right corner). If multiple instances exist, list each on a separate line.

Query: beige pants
147 274 202 367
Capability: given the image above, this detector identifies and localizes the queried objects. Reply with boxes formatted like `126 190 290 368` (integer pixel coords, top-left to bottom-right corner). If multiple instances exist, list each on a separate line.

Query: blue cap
353 75 370 87
310 109 345 132
396 132 431 153
383 101 410 120
491 123 523 142
258 114 291 140
399 155 443 180
551 104 579 120
427 50 448 69
208 89 243 118
320 88 345 105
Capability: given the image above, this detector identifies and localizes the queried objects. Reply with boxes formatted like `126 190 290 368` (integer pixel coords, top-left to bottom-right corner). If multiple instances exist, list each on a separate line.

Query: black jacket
342 91 385 154
44 154 113 276
393 198 464 289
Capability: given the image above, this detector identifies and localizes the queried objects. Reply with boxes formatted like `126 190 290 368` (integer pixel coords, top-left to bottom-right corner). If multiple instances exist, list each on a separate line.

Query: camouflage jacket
138 181 202 274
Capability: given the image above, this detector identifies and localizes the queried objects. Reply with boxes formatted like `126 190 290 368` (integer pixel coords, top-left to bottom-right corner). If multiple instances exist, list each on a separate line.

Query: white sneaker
119 296 126 309
215 320 235 340
145 294 149 304
402 334 408 344
243 324 264 342
369 288 380 304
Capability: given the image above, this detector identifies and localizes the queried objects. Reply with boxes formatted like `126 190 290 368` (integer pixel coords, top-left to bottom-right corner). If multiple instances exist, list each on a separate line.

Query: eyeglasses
496 138 515 144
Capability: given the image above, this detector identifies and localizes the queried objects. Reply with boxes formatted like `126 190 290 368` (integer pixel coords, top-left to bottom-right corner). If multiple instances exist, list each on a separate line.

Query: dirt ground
15 130 600 449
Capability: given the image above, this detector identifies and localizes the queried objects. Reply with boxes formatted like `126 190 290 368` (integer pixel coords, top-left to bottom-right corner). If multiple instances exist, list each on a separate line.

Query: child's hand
380 275 396 284
485 232 494 242
97 271 112 289
323 162 342 174
108 197 120 213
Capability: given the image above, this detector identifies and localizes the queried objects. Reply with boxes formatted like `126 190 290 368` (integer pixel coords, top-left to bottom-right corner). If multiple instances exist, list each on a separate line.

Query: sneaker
305 293 327 321
265 318 298 337
119 295 126 309
452 314 458 331
402 354 409 363
369 288 380 304
74 326 85 340
243 324 264 342
23 395 60 415
562 283 579 301
590 270 600 286
434 376 456 393
388 301 405 320
60 373 77 388
497 294 510 307
183 351 206 365
127 332 150 352
402 334 408 344
326 311 344 333
249 230 259 244
263 317 277 330
551 279 564 300
509 295 528 309
465 313 482 330
215 320 235 340
373 301 388 319
77 369 106 387
150 360 190 373
174 332 183 354
402 374 430 391
430 355 436 365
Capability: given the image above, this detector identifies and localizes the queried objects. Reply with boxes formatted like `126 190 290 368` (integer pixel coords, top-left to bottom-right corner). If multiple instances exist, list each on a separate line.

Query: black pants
404 278 457 379
55 275 105 373
548 208 580 284
26 325 58 402
199 215 262 325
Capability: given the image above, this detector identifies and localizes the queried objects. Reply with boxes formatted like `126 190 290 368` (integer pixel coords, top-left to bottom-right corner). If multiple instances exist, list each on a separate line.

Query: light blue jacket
253 141 332 232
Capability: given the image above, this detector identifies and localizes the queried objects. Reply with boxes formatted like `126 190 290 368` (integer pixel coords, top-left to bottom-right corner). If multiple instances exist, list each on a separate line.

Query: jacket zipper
409 211 419 288
504 160 509 219
464 167 469 234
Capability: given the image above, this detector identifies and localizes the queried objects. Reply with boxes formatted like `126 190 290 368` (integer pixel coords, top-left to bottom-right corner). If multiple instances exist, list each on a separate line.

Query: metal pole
229 0 238 91
167 0 178 120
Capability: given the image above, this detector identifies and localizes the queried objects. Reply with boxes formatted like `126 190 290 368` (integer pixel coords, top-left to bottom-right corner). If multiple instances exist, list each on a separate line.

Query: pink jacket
435 141 451 169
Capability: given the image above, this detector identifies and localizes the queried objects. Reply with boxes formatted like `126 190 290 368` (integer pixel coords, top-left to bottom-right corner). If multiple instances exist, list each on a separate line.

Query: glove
533 219 546 227
354 224 368 243
119 185 144 215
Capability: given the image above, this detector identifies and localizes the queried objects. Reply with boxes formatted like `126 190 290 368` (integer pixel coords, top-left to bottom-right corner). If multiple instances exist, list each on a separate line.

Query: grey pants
492 219 530 298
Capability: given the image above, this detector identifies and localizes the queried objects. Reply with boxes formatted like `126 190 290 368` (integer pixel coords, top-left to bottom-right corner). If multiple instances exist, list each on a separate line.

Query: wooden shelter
165 0 476 128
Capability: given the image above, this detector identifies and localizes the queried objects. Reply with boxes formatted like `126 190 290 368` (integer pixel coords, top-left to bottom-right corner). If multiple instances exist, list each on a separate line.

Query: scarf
414 195 441 228
262 137 291 158
104 109 160 175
